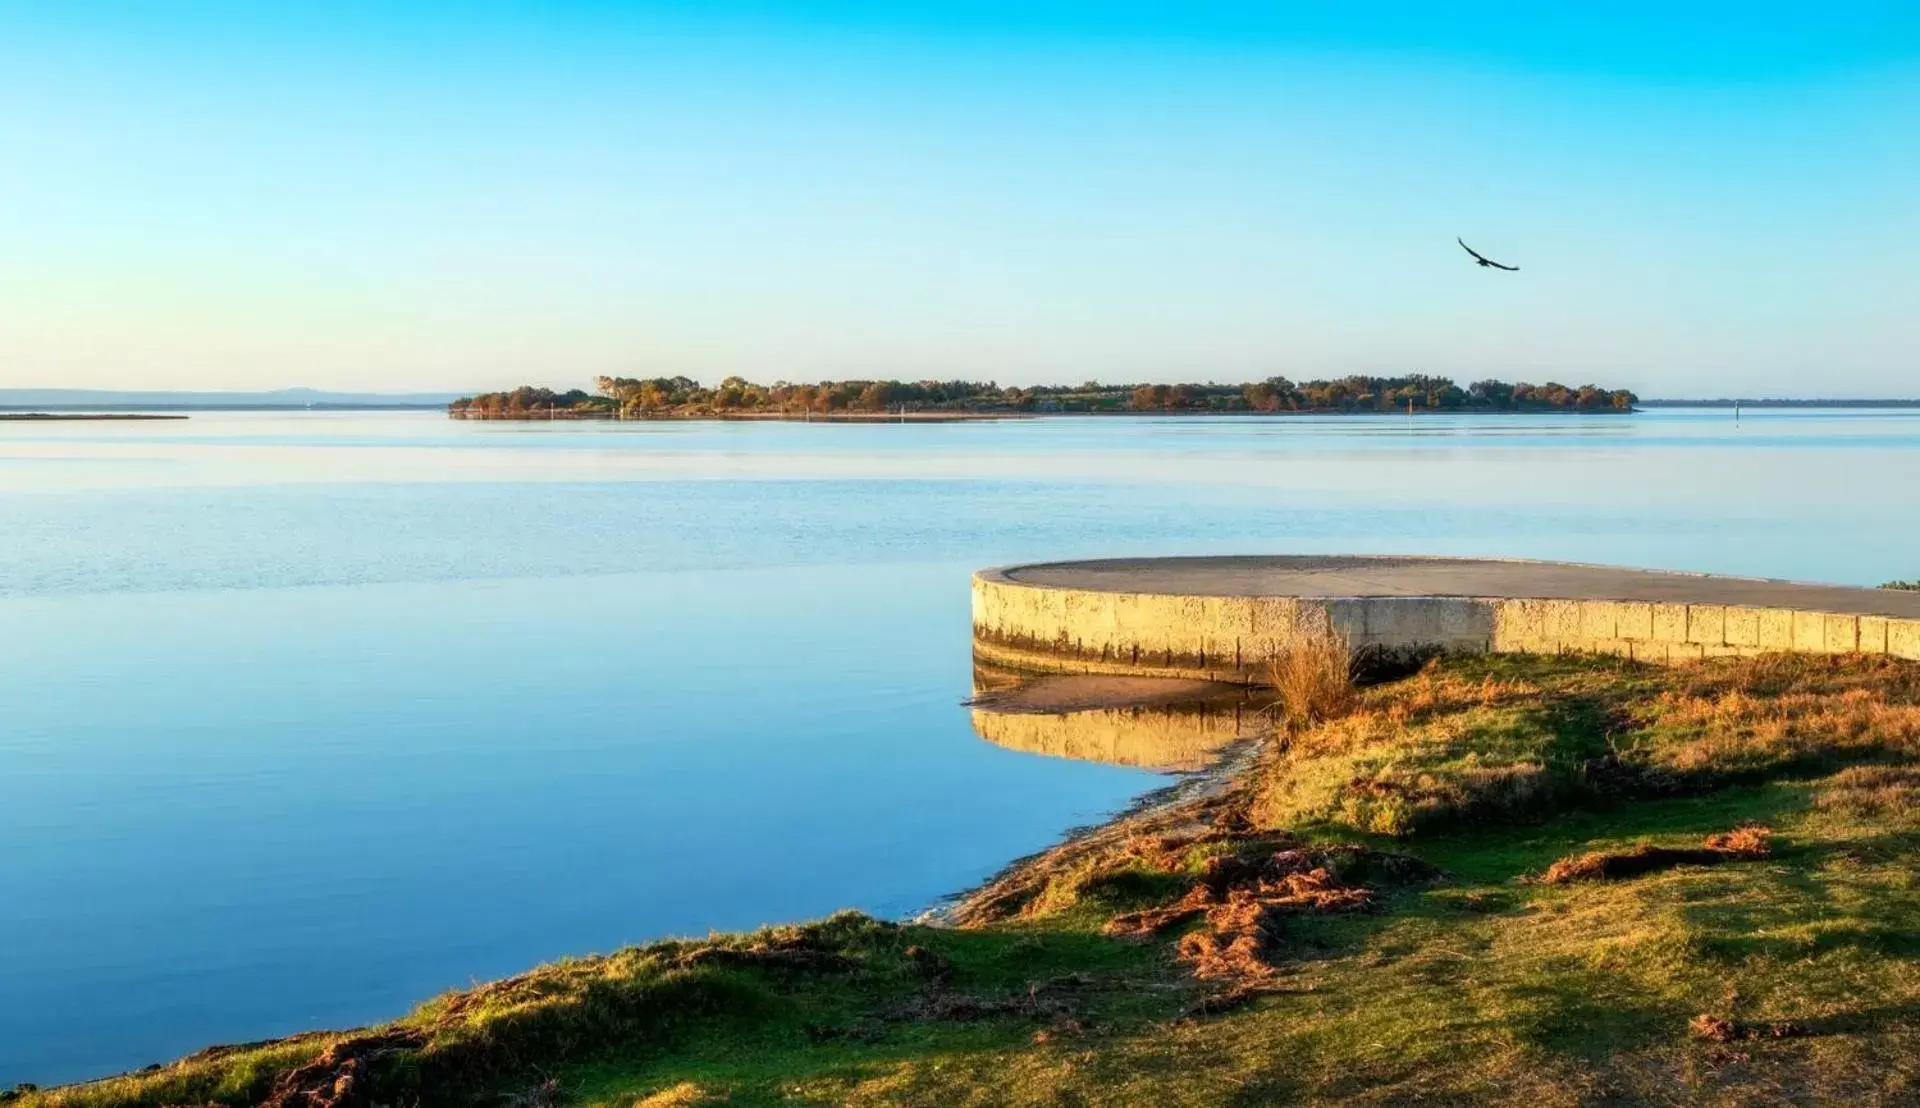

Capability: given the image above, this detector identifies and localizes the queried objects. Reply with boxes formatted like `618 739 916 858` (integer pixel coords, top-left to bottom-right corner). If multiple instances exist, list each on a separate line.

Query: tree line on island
449 375 1638 419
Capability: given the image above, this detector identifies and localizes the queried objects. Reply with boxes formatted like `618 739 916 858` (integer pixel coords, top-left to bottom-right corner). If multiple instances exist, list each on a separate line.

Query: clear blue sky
2 2 1916 395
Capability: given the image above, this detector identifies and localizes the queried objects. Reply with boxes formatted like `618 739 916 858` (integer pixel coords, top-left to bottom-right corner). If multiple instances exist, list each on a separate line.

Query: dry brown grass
1816 764 1920 818
1266 632 1357 725
1369 664 1547 724
1637 666 1920 778
1250 663 1590 836
1173 862 1376 981
1250 652 1920 840
632 1083 727 1107
1289 665 1545 753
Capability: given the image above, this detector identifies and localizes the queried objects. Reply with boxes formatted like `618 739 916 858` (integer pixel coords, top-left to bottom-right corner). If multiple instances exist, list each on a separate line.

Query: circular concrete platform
973 555 1920 684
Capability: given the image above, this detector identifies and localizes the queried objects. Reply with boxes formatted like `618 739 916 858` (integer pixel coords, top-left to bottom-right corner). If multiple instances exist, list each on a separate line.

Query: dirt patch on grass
259 1031 425 1108
1689 1014 1809 1043
1540 825 1772 885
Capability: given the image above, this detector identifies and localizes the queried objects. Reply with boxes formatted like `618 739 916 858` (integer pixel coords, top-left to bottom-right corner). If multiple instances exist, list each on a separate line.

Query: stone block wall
972 569 1920 684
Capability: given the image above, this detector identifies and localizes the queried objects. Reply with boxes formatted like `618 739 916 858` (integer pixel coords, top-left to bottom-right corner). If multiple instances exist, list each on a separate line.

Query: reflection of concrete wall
973 571 1920 685
970 700 1259 771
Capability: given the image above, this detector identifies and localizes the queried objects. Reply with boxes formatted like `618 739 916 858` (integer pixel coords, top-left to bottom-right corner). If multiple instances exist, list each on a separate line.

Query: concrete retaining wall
973 569 1920 684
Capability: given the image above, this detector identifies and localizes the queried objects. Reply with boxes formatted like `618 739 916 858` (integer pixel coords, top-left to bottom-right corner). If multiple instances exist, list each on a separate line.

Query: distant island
450 375 1640 420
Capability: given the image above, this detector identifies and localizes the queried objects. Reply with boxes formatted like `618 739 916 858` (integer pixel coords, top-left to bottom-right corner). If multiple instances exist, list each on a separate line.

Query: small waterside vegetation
1264 631 1359 725
448 375 1638 419
25 650 1920 1106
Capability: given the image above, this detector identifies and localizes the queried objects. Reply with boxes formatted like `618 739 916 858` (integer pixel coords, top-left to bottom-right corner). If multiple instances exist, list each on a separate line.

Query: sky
2 2 1916 396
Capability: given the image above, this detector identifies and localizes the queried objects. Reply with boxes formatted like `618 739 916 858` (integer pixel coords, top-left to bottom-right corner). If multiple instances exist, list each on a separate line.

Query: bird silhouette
1458 238 1519 271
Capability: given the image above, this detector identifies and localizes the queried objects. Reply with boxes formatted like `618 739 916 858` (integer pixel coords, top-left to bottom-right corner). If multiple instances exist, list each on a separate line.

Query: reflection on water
968 663 1274 771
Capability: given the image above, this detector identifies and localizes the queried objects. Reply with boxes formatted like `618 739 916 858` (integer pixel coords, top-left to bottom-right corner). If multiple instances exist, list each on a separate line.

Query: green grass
574 788 1920 1107
24 653 1920 1107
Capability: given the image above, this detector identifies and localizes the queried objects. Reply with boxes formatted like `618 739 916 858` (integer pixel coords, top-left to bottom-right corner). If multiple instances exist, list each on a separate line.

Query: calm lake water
6 407 1920 1083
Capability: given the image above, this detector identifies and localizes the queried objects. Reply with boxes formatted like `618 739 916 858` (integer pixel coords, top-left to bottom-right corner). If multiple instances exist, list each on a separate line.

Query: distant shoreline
0 388 464 411
1639 398 1920 408
0 412 188 421
0 404 445 413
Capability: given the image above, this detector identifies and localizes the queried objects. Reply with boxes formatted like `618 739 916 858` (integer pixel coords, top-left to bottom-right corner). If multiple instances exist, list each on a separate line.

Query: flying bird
1458 238 1519 271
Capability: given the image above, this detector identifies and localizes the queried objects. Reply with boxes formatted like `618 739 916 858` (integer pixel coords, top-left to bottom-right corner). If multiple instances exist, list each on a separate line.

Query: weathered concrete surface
974 556 1920 684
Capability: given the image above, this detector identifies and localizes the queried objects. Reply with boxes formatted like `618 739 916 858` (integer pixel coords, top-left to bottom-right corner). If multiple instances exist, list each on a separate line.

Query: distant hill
0 387 466 411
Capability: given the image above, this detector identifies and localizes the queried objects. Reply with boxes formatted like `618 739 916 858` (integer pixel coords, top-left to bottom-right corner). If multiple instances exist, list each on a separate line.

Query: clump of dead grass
1539 825 1773 885
1100 844 1433 993
1267 633 1357 725
1174 862 1373 981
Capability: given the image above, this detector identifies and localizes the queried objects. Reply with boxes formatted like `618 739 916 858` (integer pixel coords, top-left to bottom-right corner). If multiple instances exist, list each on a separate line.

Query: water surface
5 408 1919 1083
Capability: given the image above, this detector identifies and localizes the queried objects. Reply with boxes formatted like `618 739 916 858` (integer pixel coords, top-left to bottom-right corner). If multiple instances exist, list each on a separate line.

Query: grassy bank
20 653 1920 1106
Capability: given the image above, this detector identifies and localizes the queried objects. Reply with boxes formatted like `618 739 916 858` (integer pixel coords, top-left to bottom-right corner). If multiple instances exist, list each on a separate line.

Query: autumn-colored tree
1130 384 1170 411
